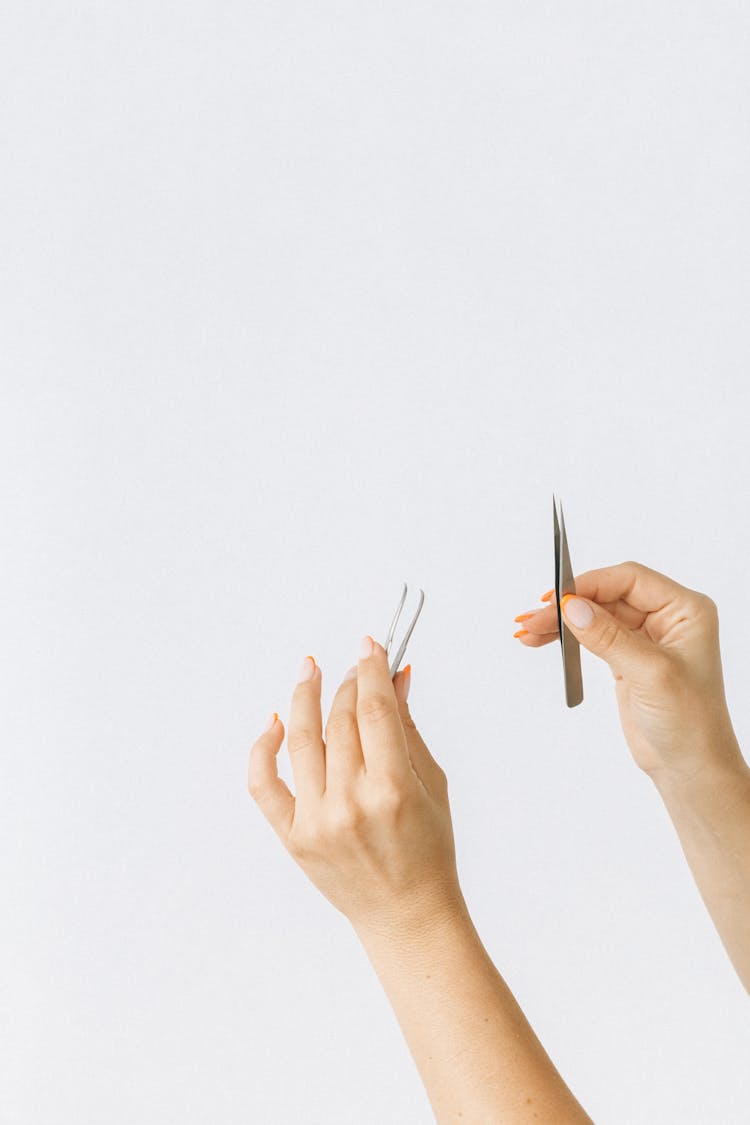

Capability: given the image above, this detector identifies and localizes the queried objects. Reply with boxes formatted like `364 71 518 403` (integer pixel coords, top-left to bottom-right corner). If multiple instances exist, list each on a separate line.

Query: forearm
352 895 592 1124
651 729 750 992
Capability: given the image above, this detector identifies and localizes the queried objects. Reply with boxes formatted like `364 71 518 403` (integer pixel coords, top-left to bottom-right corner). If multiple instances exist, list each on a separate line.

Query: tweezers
384 582 425 678
553 494 584 708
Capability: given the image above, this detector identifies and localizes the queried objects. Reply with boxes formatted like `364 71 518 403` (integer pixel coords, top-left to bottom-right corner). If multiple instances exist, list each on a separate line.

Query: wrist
645 716 744 788
351 883 472 952
650 743 750 809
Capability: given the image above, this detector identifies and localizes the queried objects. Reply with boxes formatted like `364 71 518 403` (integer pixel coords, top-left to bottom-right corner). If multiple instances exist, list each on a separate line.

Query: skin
248 560 750 1122
518 561 750 994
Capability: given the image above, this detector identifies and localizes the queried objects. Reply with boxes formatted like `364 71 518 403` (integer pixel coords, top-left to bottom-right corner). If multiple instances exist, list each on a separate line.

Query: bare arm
650 729 750 993
249 640 593 1123
354 895 592 1123
518 561 750 993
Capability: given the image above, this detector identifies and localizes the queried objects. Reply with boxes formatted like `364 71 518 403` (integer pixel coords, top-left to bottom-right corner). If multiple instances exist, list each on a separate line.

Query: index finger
556 561 699 616
355 635 411 783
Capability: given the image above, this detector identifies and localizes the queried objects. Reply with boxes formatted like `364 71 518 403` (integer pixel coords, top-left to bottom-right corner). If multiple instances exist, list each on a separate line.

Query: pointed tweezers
384 583 425 678
553 495 584 708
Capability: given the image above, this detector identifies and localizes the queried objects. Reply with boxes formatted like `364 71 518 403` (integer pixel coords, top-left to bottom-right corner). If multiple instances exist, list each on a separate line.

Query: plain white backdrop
2 3 750 1122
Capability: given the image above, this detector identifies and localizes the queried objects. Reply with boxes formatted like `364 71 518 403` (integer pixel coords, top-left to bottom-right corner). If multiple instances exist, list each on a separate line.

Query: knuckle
358 692 394 724
616 559 644 588
327 797 365 836
371 777 407 815
289 823 320 860
682 589 719 630
246 748 263 799
287 727 318 756
434 765 449 791
325 710 358 741
247 773 264 801
697 591 719 617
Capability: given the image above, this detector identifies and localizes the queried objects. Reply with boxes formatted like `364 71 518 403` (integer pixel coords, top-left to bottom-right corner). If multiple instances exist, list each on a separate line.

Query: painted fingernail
297 655 316 683
540 589 554 602
513 629 528 638
359 635 374 660
264 711 278 732
343 665 358 681
561 595 593 627
514 612 537 622
403 664 411 701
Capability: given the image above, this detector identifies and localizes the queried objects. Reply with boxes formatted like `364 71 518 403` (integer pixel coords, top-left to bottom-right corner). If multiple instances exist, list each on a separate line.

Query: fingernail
514 612 537 622
264 711 278 732
513 629 528 638
343 665 358 681
540 589 554 602
359 635 374 660
561 595 593 628
297 655 316 683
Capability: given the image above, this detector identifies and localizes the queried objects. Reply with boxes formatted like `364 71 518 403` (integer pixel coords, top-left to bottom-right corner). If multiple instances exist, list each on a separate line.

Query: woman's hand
249 636 595 1121
248 636 462 936
514 560 740 782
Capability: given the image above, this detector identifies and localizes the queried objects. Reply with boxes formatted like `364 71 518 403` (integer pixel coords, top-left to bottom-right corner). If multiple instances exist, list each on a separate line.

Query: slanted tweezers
384 583 425 678
553 495 584 708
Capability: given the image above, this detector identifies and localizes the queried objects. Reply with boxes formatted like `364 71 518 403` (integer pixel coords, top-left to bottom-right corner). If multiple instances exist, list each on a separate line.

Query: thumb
560 594 651 681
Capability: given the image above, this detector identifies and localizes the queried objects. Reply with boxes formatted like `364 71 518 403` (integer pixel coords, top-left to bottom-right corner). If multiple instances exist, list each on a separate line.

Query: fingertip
259 712 285 742
393 664 412 705
561 594 594 628
296 655 322 686
359 636 390 664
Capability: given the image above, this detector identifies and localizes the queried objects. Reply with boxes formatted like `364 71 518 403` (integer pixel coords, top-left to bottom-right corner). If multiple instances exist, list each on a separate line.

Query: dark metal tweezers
553 494 584 708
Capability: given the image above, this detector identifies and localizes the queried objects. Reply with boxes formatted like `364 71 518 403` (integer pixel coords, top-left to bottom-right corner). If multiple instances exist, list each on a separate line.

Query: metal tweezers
383 583 425 678
553 494 583 708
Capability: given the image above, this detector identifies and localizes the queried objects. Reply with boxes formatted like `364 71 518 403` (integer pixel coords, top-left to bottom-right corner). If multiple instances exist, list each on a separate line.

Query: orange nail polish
540 588 554 602
514 613 536 622
513 629 528 638
560 594 573 611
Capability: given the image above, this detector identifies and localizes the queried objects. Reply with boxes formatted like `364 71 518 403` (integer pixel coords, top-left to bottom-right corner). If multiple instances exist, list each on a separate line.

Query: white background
2 3 750 1122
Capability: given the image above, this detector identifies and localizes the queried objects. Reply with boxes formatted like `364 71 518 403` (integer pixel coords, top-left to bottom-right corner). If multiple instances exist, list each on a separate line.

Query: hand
248 637 463 936
514 560 740 780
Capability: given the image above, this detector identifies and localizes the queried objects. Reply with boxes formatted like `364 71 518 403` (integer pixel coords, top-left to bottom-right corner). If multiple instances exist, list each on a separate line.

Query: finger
519 602 646 638
516 629 558 648
394 666 447 795
324 665 364 788
286 656 326 801
248 714 295 843
516 577 654 651
562 561 699 619
558 593 657 680
514 607 559 637
537 577 653 632
356 635 411 782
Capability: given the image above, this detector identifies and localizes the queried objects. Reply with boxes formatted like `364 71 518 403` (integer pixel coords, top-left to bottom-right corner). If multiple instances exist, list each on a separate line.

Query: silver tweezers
553 494 584 708
383 582 425 678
